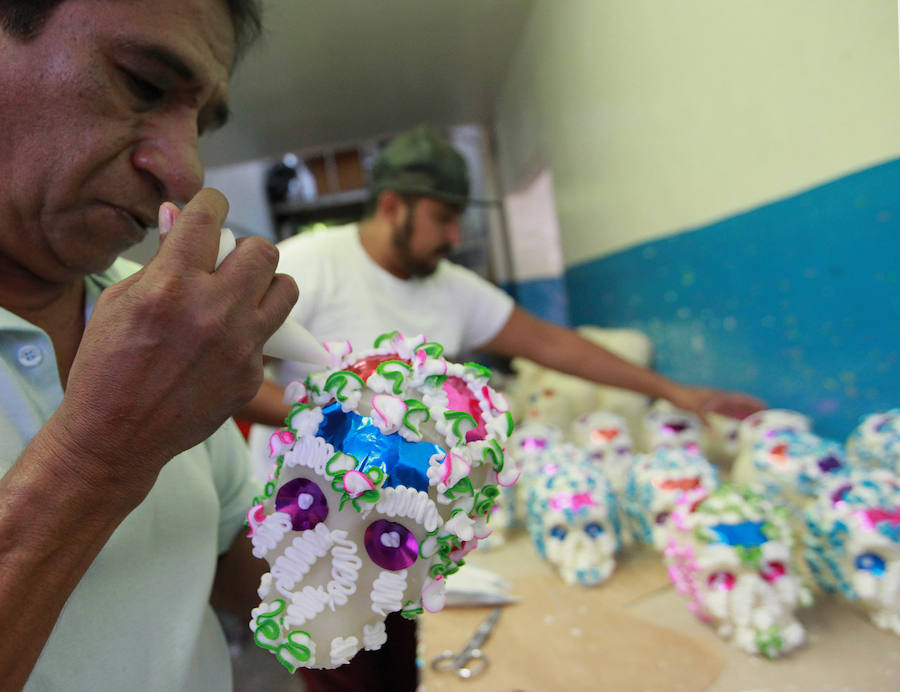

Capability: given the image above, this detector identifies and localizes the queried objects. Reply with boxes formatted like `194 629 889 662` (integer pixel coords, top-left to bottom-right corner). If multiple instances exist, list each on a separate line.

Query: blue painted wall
565 158 900 440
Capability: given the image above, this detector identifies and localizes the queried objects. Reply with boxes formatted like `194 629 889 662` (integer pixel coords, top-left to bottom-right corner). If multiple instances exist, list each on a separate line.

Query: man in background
243 125 766 691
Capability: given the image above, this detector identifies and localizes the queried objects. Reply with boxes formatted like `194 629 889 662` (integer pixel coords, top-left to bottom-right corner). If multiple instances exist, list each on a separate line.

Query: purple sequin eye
276 478 329 531
365 519 419 571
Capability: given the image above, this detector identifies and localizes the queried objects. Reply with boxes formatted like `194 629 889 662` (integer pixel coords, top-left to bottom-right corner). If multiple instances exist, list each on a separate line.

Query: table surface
419 530 900 692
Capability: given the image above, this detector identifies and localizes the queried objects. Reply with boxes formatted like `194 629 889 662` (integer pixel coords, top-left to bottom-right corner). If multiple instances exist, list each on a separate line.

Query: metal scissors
431 607 502 679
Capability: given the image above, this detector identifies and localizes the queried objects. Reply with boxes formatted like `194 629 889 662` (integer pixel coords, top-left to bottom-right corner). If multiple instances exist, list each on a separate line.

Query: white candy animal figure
732 409 812 485
570 410 634 492
624 447 719 549
526 461 621 586
846 409 900 474
803 469 900 635
247 332 517 671
664 485 811 658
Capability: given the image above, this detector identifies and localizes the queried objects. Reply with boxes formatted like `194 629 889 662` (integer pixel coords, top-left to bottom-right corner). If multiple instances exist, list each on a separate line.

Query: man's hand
52 188 298 495
667 385 767 424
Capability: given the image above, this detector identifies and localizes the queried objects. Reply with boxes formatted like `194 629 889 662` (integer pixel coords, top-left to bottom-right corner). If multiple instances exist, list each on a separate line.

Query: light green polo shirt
0 258 260 691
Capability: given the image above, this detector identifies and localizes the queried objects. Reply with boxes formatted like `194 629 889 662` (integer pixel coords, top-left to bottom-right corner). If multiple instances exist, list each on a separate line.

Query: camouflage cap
371 126 479 207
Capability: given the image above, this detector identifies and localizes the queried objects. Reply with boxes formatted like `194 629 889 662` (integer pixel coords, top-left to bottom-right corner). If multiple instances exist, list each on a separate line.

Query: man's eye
120 68 164 104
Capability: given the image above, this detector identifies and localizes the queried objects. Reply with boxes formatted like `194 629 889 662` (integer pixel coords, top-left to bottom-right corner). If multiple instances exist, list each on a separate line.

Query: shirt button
17 344 43 368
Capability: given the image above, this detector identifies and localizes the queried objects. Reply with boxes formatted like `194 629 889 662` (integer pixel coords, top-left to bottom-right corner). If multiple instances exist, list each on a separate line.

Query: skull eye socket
275 478 328 531
584 522 605 538
855 552 886 576
549 525 568 540
590 451 605 460
760 561 787 583
617 447 630 456
655 511 671 525
707 571 736 591
364 519 419 571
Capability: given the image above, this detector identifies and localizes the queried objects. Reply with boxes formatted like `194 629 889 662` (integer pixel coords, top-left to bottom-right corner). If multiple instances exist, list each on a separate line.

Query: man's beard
390 216 449 278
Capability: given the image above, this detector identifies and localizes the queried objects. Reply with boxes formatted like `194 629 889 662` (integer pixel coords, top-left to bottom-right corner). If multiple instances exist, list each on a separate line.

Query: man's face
0 0 235 282
390 197 463 278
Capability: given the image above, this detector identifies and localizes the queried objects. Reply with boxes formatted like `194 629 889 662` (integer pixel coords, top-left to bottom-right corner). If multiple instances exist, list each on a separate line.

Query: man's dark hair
0 0 263 61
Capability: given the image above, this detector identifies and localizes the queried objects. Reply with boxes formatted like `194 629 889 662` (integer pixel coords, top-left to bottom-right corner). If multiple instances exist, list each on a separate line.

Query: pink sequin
442 376 487 441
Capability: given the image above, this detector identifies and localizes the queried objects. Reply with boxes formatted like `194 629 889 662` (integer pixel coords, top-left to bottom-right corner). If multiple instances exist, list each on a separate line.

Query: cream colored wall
494 0 900 266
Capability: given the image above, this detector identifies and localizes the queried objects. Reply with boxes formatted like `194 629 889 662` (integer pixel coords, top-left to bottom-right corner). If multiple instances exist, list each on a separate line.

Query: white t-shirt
273 223 514 385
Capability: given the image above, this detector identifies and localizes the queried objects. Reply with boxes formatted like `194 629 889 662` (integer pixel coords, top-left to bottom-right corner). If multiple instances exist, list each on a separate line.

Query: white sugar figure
247 332 517 671
664 485 811 658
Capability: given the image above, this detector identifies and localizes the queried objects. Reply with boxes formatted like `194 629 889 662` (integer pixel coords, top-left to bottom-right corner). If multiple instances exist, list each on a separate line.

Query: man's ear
377 190 408 226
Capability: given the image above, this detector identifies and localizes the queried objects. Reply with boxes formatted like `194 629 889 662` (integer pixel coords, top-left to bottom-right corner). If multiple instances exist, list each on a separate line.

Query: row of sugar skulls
496 392 900 659
245 332 519 672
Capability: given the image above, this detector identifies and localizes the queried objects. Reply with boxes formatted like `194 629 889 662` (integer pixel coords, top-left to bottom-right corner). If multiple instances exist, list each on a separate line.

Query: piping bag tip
217 228 331 366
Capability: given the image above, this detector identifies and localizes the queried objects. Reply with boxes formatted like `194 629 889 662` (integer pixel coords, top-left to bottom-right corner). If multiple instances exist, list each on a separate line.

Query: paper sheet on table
443 563 519 607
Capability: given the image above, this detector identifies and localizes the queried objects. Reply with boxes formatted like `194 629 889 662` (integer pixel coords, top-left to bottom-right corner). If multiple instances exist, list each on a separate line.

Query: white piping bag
215 228 330 366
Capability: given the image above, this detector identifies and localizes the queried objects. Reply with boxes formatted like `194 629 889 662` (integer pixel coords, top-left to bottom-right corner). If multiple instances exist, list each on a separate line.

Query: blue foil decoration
316 402 442 492
710 521 769 547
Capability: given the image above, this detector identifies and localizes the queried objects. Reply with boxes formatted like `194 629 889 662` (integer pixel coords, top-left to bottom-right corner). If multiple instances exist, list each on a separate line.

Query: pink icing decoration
268 430 296 459
245 504 265 538
422 576 446 613
855 507 900 532
442 376 487 442
372 394 407 429
343 470 375 498
550 492 597 513
522 437 548 452
481 384 508 413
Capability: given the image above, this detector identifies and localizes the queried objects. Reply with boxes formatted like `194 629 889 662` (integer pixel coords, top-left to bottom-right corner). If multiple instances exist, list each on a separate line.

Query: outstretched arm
482 306 765 420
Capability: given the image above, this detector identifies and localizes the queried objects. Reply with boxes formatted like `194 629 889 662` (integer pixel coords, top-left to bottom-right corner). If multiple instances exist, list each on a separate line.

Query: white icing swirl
251 511 293 558
370 569 408 616
444 510 476 541
330 636 359 666
421 577 447 613
370 394 407 434
328 530 362 607
271 523 333 596
363 621 388 651
288 406 325 438
377 486 442 533
282 435 332 474
285 586 330 628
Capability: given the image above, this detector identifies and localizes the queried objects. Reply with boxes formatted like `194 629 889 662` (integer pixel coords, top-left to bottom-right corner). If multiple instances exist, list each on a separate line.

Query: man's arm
0 191 298 690
234 377 292 428
482 306 765 420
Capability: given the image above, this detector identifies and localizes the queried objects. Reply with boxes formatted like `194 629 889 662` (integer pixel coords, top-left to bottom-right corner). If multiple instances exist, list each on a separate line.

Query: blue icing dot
316 403 442 492
710 521 769 547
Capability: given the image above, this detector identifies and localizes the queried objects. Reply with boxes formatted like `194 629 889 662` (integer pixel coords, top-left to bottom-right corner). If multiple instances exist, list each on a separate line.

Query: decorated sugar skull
624 447 719 549
571 410 634 491
700 412 741 465
846 409 900 474
664 485 811 658
641 405 702 454
732 409 812 486
743 430 847 512
526 461 620 586
247 332 518 671
803 469 900 635
515 441 591 525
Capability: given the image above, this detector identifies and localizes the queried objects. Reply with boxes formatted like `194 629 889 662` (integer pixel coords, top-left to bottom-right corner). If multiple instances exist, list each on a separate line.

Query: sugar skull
732 409 812 485
570 410 634 492
846 409 900 474
742 430 847 513
624 447 719 549
803 469 900 635
664 485 811 658
526 461 621 586
247 332 518 671
641 405 702 454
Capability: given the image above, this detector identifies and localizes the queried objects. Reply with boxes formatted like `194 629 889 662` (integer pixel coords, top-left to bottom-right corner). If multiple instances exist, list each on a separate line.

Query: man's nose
132 110 204 205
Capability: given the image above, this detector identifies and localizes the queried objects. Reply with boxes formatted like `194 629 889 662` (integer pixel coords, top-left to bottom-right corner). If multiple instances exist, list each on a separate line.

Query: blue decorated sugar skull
570 410 634 492
741 430 847 512
526 461 621 586
624 447 719 549
247 332 517 671
732 409 812 485
664 486 811 658
846 409 900 474
803 469 900 635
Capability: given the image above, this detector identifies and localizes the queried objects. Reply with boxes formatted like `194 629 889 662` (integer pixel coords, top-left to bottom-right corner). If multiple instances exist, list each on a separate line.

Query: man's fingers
152 188 229 272
257 273 300 336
